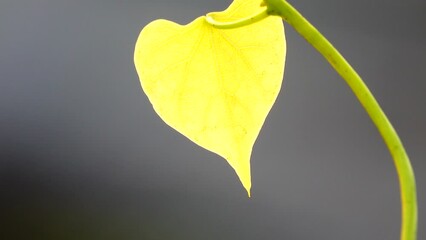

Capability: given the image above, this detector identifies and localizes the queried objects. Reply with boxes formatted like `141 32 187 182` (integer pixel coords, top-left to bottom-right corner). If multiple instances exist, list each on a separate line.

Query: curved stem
205 8 269 29
262 0 417 239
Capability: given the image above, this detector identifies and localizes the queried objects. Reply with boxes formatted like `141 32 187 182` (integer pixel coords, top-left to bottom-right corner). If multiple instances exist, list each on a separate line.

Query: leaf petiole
262 1 418 239
205 8 269 29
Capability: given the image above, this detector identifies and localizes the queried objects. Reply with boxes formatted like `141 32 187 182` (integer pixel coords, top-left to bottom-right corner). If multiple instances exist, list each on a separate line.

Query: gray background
0 0 425 239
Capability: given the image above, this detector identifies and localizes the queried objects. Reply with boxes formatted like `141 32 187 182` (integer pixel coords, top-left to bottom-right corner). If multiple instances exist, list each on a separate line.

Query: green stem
263 0 418 239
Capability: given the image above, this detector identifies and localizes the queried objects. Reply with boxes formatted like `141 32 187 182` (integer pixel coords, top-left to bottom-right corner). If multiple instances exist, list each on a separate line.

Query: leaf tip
241 175 252 198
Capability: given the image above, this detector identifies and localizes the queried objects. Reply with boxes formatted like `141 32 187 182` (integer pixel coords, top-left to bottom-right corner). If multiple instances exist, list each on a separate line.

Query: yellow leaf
134 0 286 196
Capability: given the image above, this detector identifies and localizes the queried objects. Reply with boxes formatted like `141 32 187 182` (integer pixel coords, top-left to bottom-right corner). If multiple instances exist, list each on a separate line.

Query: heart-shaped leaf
134 0 286 196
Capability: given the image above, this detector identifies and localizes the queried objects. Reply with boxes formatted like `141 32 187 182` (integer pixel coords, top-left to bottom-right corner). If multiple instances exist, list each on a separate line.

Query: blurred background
0 0 425 239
